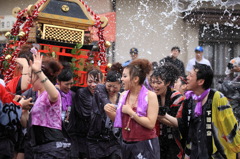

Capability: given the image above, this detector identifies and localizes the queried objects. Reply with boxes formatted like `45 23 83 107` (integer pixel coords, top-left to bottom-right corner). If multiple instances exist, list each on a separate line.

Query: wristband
34 70 42 74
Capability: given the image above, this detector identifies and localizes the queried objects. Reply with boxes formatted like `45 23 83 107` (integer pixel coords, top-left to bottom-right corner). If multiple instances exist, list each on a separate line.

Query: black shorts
122 137 160 159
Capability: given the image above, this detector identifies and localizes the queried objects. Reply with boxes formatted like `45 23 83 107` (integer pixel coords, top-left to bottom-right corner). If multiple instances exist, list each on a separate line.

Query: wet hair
42 57 62 84
126 58 152 85
87 68 103 82
106 62 123 83
193 63 213 89
18 44 34 65
171 46 180 52
151 62 180 86
179 75 187 85
57 68 73 82
152 61 158 71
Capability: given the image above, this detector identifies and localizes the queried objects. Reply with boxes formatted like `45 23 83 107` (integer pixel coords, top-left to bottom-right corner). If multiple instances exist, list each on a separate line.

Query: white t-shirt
186 57 211 72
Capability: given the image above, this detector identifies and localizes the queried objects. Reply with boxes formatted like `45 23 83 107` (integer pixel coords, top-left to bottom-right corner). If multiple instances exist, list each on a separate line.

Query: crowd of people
0 44 240 159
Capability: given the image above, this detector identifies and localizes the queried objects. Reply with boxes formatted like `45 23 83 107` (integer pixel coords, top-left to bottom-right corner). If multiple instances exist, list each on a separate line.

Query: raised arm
30 52 59 103
15 58 31 92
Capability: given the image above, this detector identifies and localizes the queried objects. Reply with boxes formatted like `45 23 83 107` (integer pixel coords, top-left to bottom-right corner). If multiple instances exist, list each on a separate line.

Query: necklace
124 93 138 131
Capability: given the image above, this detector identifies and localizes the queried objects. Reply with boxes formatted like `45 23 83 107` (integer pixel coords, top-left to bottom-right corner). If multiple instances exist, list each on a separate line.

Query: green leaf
71 58 77 62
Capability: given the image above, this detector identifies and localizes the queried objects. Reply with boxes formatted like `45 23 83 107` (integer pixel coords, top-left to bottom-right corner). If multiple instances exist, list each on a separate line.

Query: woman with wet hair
68 67 103 159
150 62 184 159
27 52 71 158
174 75 188 95
87 62 123 159
105 59 160 159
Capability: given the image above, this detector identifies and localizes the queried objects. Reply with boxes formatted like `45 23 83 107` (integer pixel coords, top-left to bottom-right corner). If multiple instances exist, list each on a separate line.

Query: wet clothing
115 85 160 159
218 80 240 121
31 91 62 130
29 91 70 158
160 56 185 76
122 137 160 159
88 84 121 158
0 85 22 158
68 87 93 158
0 101 22 159
156 87 184 159
5 75 31 95
178 89 240 158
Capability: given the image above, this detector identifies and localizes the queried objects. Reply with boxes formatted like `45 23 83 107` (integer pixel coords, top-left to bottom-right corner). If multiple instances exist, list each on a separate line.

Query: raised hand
15 58 28 67
30 51 42 72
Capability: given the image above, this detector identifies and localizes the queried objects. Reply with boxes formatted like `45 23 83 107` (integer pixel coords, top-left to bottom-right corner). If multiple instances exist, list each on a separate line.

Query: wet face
58 78 73 94
171 49 180 58
174 78 186 94
186 69 198 91
105 81 121 97
87 74 101 94
121 68 131 90
150 76 168 96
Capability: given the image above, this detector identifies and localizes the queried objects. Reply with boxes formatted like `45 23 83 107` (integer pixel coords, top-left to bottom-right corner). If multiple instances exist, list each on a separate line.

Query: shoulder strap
206 89 215 157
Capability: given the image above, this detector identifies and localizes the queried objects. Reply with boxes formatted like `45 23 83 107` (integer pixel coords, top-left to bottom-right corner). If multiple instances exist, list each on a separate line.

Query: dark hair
152 61 158 71
179 75 187 85
151 62 180 86
193 63 213 89
18 44 34 65
171 46 180 52
57 68 73 82
106 62 123 83
126 58 152 85
42 57 62 84
87 68 103 82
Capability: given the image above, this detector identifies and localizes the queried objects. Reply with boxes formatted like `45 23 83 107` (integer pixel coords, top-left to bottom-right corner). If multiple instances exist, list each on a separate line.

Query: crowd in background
0 44 240 159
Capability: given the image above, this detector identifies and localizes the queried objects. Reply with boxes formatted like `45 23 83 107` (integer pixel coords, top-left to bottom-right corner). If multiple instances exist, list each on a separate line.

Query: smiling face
58 78 73 94
87 74 100 94
106 81 121 97
121 68 132 90
150 76 169 96
174 78 187 94
186 69 198 91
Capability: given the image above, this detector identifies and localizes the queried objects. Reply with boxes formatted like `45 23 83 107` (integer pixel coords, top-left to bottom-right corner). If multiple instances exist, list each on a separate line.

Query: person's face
121 68 131 90
171 49 180 58
195 51 203 60
105 81 121 97
186 69 198 91
58 78 73 94
174 78 186 94
150 76 169 96
87 74 101 94
130 53 138 60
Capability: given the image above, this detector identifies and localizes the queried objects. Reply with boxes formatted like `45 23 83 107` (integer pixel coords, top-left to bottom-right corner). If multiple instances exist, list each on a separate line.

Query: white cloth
186 57 211 72
0 79 5 87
